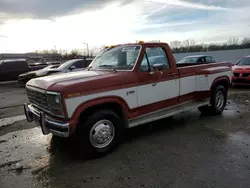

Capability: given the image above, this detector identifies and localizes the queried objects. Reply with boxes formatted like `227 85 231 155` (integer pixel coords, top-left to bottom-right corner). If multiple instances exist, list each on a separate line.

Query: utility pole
83 42 89 57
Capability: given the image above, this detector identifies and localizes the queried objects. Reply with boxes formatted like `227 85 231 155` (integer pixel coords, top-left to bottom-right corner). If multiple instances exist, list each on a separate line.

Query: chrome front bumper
24 103 69 137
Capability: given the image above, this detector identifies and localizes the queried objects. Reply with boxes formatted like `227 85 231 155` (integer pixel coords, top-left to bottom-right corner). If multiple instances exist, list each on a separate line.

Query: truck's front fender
68 96 131 130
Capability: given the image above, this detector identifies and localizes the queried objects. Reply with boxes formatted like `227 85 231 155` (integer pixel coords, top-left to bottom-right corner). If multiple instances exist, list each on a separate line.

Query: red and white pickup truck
24 42 232 156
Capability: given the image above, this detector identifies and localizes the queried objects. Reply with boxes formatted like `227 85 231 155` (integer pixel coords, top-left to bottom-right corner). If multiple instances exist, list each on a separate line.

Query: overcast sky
0 0 249 53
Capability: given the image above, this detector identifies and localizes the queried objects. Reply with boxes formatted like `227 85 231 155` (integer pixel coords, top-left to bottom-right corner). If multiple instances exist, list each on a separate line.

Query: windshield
89 45 141 70
177 57 199 64
57 59 78 70
237 57 250 66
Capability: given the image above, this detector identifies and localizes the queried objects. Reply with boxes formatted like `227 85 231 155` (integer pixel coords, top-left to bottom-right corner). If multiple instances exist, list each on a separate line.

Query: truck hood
26 70 136 97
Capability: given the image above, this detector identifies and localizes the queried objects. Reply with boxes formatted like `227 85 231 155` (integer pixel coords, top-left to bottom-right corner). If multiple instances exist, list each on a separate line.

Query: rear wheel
76 109 124 157
199 85 227 115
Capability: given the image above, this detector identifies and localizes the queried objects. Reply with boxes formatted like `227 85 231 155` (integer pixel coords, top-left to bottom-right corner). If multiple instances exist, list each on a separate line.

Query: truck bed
176 61 233 68
177 61 232 70
176 61 232 103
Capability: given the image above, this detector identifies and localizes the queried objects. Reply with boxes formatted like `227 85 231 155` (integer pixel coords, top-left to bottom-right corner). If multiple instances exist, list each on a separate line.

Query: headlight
29 73 37 79
46 91 65 117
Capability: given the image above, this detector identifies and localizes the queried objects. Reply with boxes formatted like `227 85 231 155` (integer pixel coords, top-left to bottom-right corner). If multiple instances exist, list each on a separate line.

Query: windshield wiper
99 64 115 68
99 65 117 72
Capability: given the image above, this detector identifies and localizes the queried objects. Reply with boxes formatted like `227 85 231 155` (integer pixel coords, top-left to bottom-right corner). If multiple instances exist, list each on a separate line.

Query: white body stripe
180 76 196 95
65 87 138 117
137 79 179 106
65 70 232 118
195 75 208 91
207 70 232 89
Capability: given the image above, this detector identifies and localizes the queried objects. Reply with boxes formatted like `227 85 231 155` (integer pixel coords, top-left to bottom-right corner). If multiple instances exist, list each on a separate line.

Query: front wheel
76 110 124 157
199 85 227 115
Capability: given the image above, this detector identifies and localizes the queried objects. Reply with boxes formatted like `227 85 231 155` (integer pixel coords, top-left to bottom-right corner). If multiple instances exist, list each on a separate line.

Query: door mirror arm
69 65 76 71
153 63 165 71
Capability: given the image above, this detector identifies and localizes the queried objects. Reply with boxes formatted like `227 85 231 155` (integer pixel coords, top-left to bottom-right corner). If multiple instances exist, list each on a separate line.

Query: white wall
173 49 250 64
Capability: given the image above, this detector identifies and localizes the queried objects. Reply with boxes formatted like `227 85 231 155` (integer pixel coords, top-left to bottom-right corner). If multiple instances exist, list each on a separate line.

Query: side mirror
69 65 76 71
153 63 165 71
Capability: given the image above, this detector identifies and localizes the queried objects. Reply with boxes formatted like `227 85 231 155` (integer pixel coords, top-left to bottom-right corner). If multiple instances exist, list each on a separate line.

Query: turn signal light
137 40 144 44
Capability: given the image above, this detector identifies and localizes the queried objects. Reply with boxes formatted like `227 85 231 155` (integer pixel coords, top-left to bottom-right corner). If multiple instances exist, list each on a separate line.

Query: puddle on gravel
225 131 250 164
228 131 250 146
223 100 248 118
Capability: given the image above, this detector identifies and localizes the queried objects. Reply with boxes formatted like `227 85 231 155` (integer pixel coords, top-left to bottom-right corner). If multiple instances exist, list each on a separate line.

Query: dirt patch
0 160 21 169
0 120 36 136
228 89 250 107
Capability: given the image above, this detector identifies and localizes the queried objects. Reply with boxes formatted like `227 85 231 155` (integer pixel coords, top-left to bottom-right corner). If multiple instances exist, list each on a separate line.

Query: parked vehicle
43 58 90 75
46 61 62 65
28 62 49 71
24 42 232 157
0 59 30 81
18 59 89 84
18 64 60 85
177 55 217 67
232 56 250 86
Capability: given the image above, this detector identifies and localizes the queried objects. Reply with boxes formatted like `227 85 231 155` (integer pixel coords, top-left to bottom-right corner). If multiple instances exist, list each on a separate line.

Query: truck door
137 47 180 109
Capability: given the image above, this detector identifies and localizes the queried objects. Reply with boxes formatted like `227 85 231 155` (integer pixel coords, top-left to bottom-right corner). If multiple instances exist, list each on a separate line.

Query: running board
128 100 209 128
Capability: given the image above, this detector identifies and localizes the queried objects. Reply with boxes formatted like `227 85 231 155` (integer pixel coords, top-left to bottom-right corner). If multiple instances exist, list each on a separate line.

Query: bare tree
241 37 250 45
170 40 182 49
183 39 195 47
227 37 239 45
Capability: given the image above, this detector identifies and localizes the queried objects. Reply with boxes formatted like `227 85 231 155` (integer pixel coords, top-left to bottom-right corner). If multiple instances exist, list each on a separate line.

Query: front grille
242 73 250 77
234 72 240 77
233 79 250 84
26 87 50 112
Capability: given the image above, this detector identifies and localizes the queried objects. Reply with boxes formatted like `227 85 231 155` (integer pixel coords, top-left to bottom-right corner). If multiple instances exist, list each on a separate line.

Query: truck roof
105 42 168 49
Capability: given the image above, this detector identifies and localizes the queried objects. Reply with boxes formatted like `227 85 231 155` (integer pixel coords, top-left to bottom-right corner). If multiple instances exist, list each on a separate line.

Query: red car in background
232 56 250 86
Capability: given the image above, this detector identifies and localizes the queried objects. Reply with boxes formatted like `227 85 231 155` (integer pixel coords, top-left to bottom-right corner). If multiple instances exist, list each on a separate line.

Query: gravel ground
0 83 28 118
0 87 250 188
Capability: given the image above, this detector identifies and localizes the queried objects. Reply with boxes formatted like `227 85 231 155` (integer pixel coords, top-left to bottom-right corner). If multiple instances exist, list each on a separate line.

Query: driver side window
140 47 170 72
72 60 84 69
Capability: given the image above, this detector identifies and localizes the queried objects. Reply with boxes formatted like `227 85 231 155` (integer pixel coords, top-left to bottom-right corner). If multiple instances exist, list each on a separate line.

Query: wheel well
207 78 229 106
78 102 128 127
212 79 229 91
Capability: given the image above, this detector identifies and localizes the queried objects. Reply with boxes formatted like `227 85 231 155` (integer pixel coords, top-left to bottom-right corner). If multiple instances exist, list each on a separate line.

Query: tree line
36 37 250 59
37 49 97 60
170 37 250 53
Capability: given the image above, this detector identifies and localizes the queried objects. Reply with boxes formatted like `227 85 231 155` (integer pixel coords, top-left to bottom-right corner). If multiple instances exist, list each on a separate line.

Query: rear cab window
72 60 84 69
198 57 206 63
205 56 216 63
211 57 216 63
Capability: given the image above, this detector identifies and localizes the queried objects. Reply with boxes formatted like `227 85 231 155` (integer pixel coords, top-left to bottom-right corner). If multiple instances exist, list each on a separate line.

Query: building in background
0 53 62 64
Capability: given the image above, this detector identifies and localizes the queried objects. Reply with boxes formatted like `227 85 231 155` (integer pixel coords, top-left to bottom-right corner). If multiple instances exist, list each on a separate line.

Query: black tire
76 109 124 158
198 85 227 115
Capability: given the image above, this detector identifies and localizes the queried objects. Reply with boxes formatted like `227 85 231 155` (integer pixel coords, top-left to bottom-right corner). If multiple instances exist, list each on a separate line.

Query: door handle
152 82 157 86
168 72 176 76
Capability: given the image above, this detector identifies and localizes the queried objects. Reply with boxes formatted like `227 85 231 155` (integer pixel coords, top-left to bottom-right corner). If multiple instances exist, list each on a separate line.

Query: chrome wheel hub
215 91 224 109
89 120 115 148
